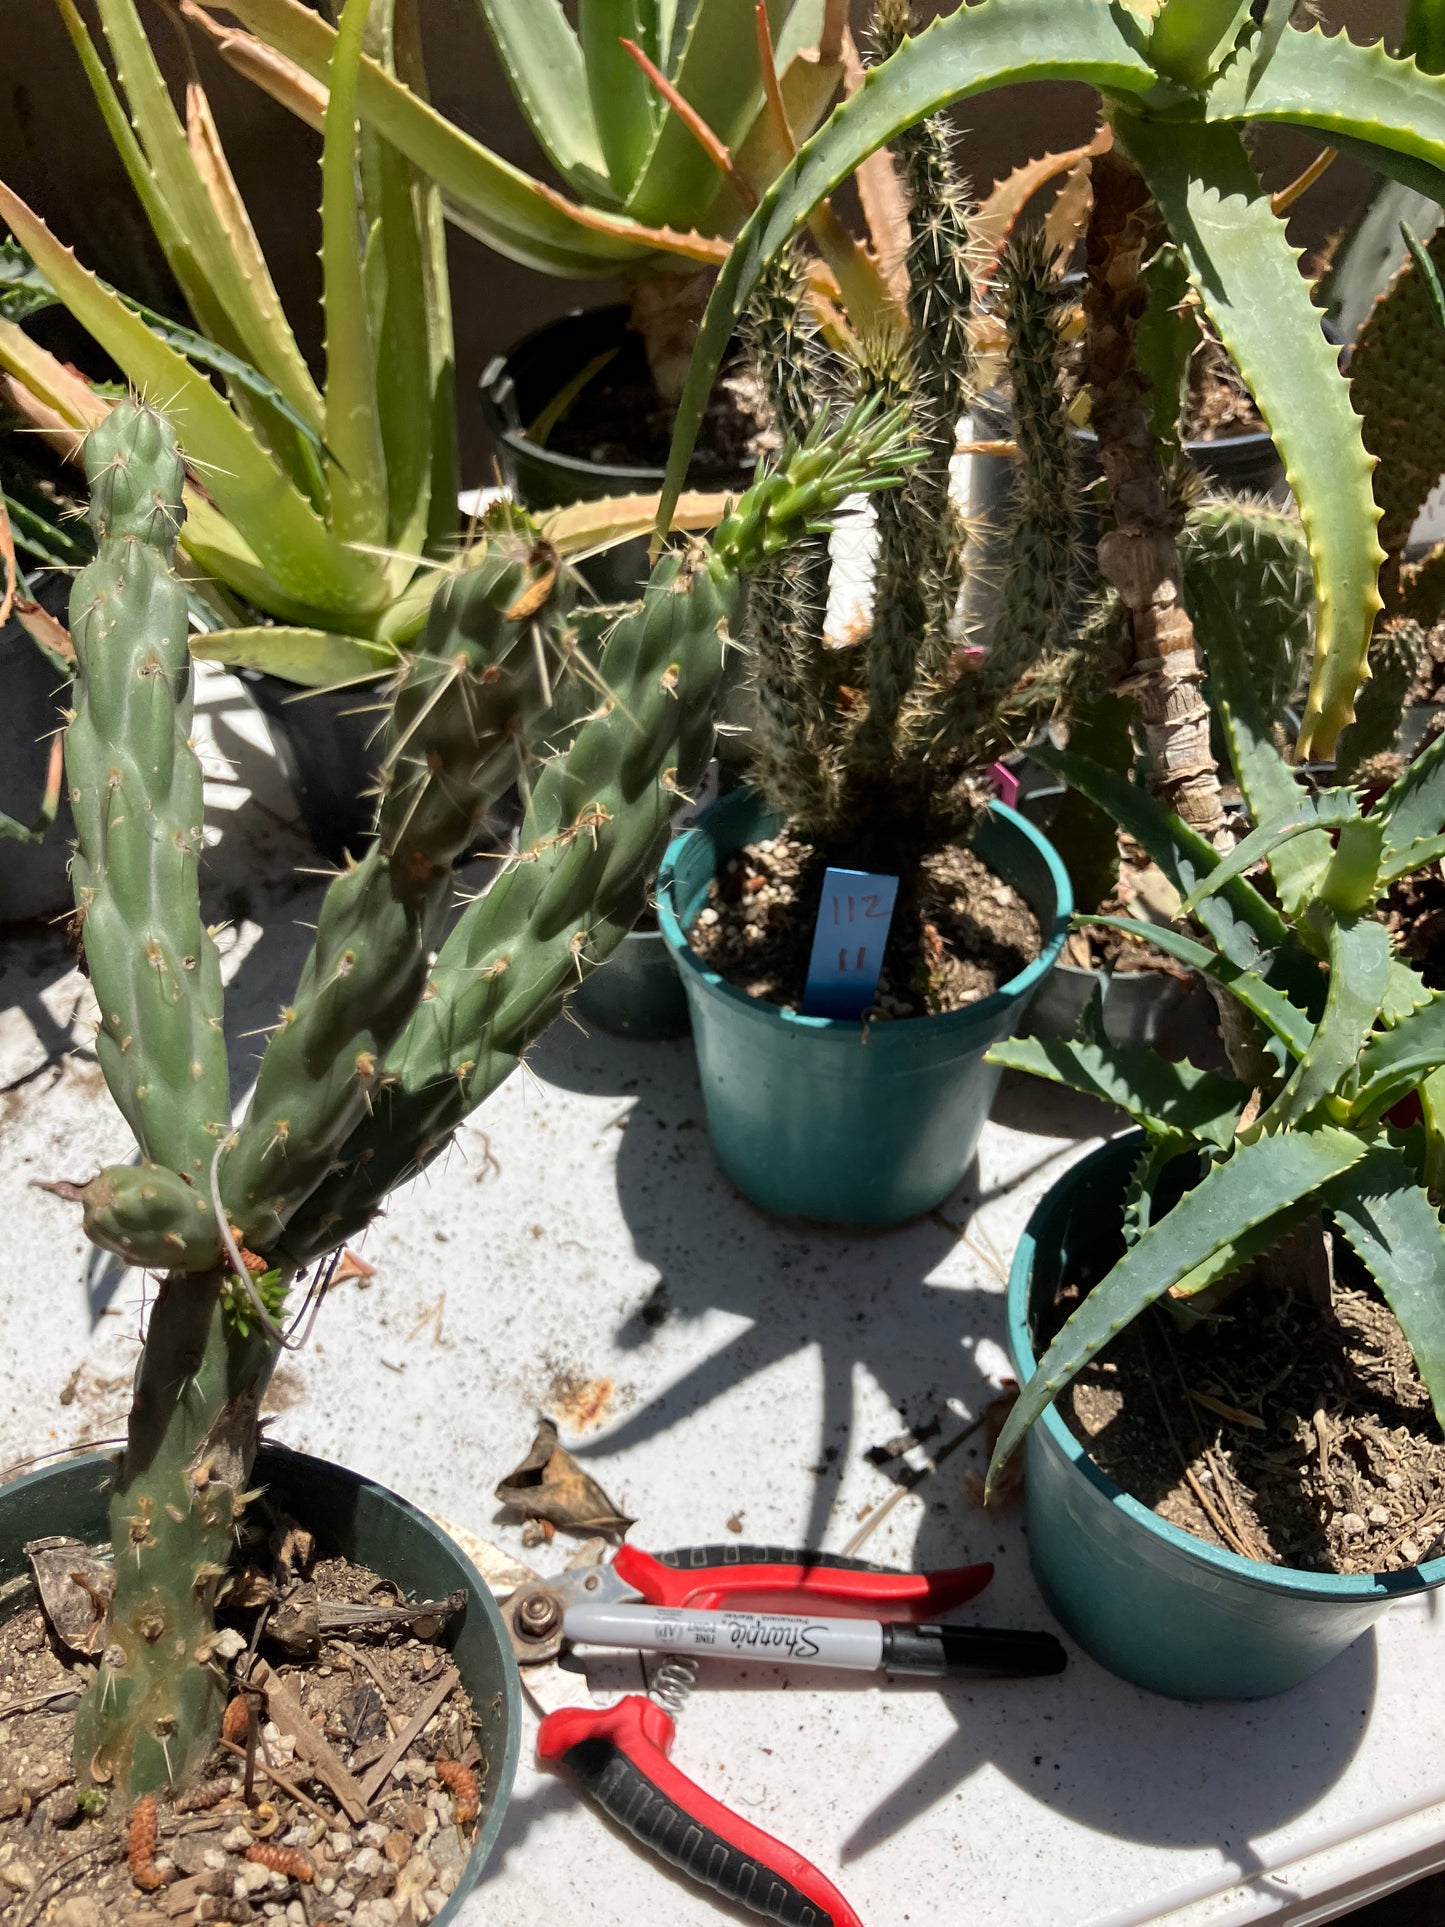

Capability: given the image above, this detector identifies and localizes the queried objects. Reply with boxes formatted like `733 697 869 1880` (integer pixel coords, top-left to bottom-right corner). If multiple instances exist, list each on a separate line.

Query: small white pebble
287 1905 307 1926
1368 1504 1391 1526
1386 1472 1404 1491
698 906 719 926
334 1887 356 1913
424 1890 446 1920
223 1826 254 1852
359 1823 390 1849
203 1850 228 1872
1401 1539 1423 1563
1338 1513 1366 1535
401 1758 430 1786
237 1862 273 1895
349 1848 384 1879
330 1832 354 1857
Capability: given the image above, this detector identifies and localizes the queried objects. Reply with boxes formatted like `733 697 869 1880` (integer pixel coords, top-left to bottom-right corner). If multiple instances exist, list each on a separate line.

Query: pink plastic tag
990 761 1020 808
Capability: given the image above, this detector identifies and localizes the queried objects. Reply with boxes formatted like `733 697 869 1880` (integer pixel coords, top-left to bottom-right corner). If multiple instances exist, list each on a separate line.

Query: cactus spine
67 397 909 1797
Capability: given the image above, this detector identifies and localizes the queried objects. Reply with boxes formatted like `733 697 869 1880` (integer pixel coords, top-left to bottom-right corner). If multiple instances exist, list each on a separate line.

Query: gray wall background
0 0 1407 478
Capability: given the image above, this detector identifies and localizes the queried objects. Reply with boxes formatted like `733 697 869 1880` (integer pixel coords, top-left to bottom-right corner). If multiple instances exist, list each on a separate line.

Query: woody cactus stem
1082 144 1224 841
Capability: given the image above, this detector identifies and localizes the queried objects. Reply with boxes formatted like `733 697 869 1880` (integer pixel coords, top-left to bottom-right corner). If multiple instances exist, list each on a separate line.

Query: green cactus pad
82 1162 222 1270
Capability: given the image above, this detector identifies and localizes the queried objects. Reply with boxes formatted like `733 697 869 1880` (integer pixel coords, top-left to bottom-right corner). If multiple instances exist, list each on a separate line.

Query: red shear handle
539 1696 863 1927
615 1542 993 1620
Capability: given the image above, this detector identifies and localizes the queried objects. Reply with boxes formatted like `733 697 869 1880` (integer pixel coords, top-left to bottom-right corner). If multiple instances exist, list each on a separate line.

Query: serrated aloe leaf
655 0 1162 533
476 0 610 199
1028 741 1286 965
1178 790 1358 917
1379 834 1445 890
1083 915 1315 1057
1122 1135 1184 1247
1354 993 1445 1123
189 627 396 686
1148 0 1251 86
1119 114 1385 764
87 0 322 432
1208 22 1445 206
986 1033 1246 1149
322 0 388 555
1422 1065 1445 1193
988 1127 1369 1494
582 0 663 202
625 0 795 233
213 0 658 275
1384 961 1434 1026
1256 915 1392 1132
1325 1143 1445 1430
1377 728 1445 863
0 180 386 621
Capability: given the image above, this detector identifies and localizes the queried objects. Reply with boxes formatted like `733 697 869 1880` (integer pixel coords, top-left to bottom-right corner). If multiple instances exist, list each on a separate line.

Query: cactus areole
61 396 910 1796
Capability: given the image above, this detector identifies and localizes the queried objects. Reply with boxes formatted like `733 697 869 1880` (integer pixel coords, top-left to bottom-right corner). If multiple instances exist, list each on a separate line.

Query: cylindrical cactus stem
738 247 838 832
65 399 229 1182
72 1269 275 1795
1337 618 1424 780
1081 145 1226 843
278 408 913 1262
222 529 578 1250
959 230 1085 731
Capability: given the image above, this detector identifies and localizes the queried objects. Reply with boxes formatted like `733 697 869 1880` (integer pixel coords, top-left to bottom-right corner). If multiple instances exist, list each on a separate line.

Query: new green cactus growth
64 393 909 1797
985 611 1445 1501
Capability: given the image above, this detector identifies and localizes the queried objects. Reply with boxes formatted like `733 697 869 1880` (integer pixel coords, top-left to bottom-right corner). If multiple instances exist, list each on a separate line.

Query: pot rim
1007 1132 1445 1602
970 384 1278 458
656 795 1071 1044
0 1442 523 1902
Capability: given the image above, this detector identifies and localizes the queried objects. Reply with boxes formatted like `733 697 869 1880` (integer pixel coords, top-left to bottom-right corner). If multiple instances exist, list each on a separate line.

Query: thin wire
208 1141 288 1346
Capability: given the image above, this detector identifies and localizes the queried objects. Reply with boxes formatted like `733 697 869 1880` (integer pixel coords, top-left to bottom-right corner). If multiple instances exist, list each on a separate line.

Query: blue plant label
801 868 900 1019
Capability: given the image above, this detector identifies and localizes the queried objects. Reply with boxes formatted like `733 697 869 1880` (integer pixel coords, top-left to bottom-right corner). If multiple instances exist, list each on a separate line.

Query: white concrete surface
2 668 1444 1927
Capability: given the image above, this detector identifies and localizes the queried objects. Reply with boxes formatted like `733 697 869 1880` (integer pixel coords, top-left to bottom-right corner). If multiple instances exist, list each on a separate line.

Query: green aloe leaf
655 0 1162 531
1378 833 1445 889
1148 0 1251 86
1207 23 1445 205
986 1033 1246 1149
189 626 396 686
1122 1135 1184 1248
1026 741 1286 966
1256 915 1392 1131
1083 915 1315 1058
1384 961 1434 1027
1377 729 1445 864
1119 114 1385 764
625 0 796 233
1354 994 1445 1123
322 0 389 554
581 0 663 202
0 180 386 621
215 0 659 275
988 1127 1369 1494
1325 1142 1445 1431
1178 790 1358 917
84 0 322 432
475 0 611 199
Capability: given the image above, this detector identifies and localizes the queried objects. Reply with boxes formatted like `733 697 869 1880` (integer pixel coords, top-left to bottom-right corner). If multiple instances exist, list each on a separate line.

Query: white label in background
801 868 900 1020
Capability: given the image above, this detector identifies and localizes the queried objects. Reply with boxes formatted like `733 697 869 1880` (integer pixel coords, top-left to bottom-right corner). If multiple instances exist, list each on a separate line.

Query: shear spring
647 1655 697 1713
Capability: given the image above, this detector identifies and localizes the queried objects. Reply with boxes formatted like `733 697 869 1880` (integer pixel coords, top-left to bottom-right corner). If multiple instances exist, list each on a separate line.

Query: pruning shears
448 1530 1059 1927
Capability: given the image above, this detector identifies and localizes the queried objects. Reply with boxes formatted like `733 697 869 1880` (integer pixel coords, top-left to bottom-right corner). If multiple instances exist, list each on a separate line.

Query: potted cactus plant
0 385 902 1910
986 607 1445 1700
657 9 1080 1225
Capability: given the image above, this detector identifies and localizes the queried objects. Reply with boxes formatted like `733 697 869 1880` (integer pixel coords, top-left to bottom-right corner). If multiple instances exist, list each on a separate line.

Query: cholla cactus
64 395 910 1797
735 71 1085 869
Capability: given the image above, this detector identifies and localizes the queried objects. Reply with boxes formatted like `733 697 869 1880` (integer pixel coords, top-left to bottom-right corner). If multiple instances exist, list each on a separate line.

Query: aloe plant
984 606 1445 1498
657 0 1445 780
59 390 907 1796
180 0 899 396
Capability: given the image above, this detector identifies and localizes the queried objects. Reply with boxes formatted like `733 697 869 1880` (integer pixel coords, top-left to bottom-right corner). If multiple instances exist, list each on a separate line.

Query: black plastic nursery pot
1009 1136 1445 1699
239 669 385 863
1 570 76 927
1023 955 1188 1050
0 1442 521 1910
479 306 753 601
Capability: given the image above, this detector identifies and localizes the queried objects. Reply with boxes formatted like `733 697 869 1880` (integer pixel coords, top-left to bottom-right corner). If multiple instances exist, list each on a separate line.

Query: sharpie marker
563 1601 1066 1679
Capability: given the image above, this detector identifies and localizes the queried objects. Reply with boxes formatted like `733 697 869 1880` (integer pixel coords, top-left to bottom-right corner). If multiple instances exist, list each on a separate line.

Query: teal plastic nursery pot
657 790 1071 1225
0 1443 520 1914
1007 1136 1445 1699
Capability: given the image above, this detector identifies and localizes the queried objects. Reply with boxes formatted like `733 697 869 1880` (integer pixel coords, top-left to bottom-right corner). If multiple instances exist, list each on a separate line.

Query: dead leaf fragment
495 1419 634 1540
26 1536 114 1656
